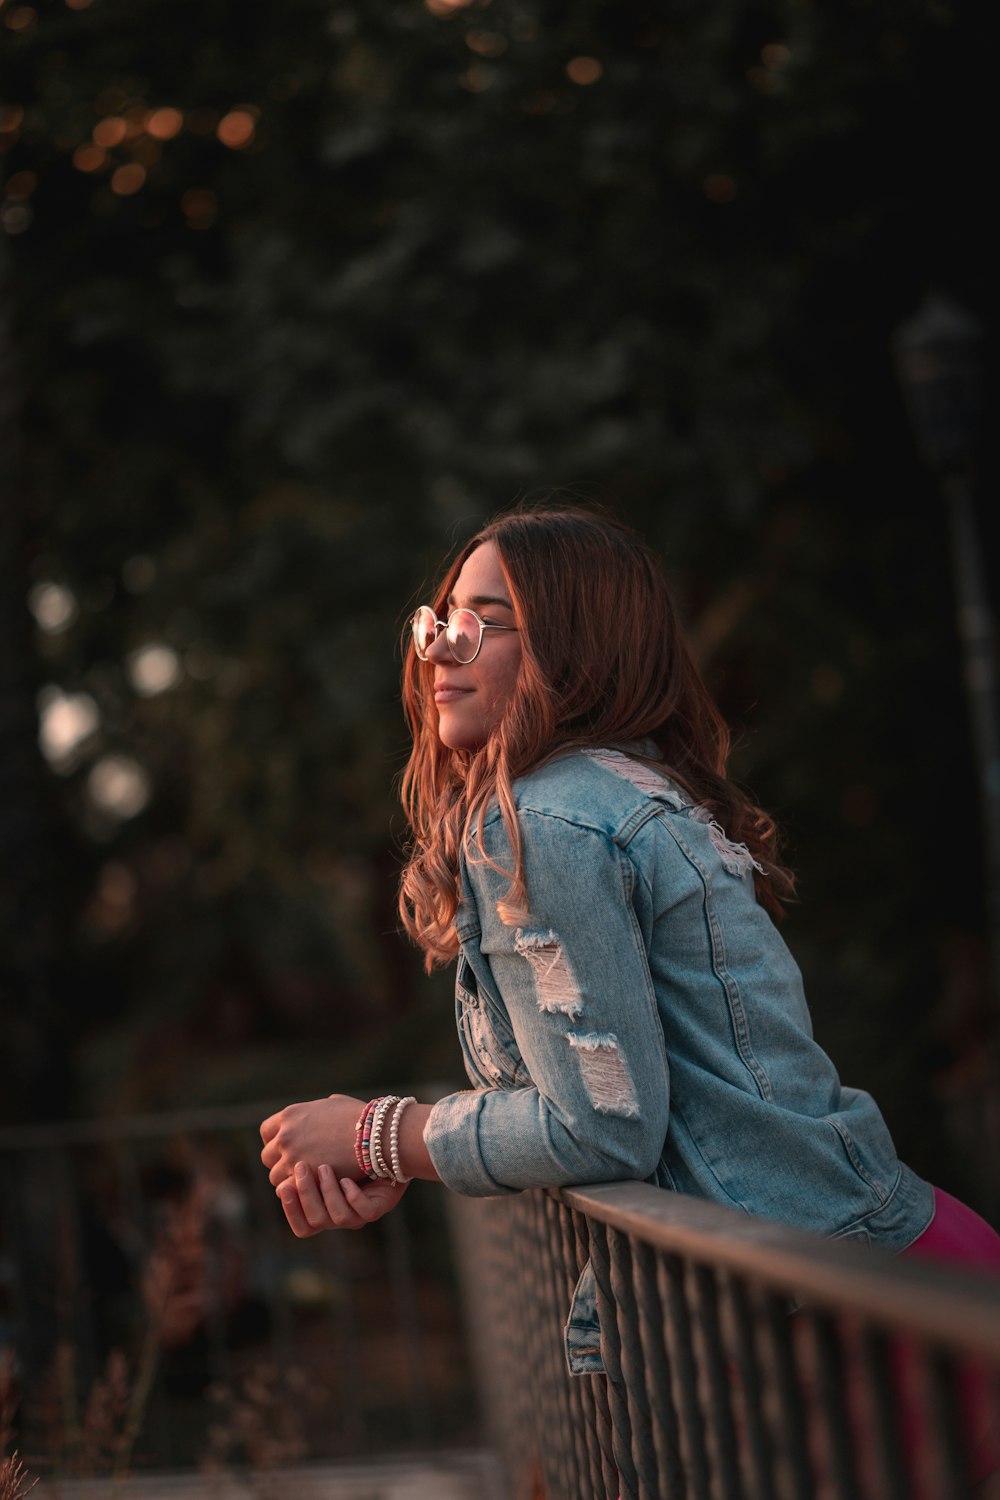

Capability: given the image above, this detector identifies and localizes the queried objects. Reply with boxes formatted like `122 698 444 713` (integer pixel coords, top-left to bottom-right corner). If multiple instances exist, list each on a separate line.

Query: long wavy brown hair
399 505 794 970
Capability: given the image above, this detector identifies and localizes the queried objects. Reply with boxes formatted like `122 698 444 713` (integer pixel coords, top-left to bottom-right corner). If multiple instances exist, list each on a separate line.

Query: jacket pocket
456 957 526 1088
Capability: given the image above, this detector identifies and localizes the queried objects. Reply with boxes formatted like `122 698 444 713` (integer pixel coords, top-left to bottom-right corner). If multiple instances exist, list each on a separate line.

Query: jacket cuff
424 1089 521 1196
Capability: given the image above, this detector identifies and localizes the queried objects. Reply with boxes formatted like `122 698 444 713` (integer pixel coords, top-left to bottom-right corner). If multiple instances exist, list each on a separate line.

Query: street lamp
894 294 999 1215
894 295 983 469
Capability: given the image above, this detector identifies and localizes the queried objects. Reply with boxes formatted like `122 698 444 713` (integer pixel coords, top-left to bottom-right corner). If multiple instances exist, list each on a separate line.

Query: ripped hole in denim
567 1030 640 1118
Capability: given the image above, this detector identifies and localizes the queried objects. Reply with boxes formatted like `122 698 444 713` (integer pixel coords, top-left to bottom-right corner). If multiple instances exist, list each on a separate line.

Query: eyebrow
446 592 514 612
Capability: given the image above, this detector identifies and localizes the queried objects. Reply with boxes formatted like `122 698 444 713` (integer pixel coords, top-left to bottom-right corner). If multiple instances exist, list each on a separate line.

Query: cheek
488 657 522 716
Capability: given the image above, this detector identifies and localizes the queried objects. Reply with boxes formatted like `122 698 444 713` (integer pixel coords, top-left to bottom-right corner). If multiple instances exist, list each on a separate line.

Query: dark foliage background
1 0 994 1207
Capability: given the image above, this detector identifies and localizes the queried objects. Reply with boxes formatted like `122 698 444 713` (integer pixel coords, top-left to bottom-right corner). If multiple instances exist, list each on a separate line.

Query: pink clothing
902 1184 1000 1272
897 1186 1000 1489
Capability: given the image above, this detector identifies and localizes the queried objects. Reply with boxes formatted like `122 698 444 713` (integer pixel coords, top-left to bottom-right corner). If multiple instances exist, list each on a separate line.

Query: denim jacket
424 745 934 1373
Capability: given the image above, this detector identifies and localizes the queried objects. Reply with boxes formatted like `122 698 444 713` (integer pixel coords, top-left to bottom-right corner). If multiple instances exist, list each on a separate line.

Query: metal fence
450 1182 1000 1500
0 1099 478 1476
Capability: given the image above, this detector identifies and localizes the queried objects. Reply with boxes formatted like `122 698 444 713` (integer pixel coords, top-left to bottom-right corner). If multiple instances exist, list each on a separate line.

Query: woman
260 506 999 1476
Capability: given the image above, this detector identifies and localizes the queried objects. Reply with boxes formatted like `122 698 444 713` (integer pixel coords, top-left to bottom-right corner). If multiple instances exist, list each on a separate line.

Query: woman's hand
259 1095 363 1187
276 1164 409 1237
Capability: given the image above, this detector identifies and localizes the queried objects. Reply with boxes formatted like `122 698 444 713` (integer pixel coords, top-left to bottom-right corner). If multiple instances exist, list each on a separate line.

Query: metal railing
0 1099 478 1475
449 1182 1000 1500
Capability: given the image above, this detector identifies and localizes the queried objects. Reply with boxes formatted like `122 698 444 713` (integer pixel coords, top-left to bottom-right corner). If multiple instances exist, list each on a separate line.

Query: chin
437 728 487 753
435 714 489 753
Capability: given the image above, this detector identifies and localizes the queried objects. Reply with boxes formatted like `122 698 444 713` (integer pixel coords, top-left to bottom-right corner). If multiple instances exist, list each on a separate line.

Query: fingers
260 1112 283 1180
276 1164 405 1236
311 1165 390 1229
295 1163 350 1230
277 1164 361 1235
319 1169 380 1226
335 1175 410 1223
261 1123 287 1183
276 1180 319 1238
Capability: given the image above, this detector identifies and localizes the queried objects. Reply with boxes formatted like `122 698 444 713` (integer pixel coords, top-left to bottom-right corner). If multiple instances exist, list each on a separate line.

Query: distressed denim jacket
424 745 934 1374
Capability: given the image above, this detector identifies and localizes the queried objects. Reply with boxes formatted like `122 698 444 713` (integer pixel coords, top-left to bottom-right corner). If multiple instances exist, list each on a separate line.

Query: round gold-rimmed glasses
411 605 518 664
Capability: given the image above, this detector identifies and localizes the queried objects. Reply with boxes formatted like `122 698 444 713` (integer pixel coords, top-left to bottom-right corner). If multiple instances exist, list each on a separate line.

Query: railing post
590 1221 639 1498
760 1292 815 1500
528 1191 576 1500
725 1276 778 1497
658 1252 712 1497
546 1192 603 1499
631 1240 687 1497
806 1310 860 1500
688 1264 742 1500
561 1207 614 1500
607 1226 661 1500
926 1346 976 1500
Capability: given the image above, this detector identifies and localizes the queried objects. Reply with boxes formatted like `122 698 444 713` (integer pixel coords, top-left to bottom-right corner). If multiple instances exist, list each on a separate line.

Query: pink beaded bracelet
354 1098 379 1181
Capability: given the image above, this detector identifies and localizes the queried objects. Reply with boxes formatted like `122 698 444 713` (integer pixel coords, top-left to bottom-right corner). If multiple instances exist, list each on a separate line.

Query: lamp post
894 295 999 1215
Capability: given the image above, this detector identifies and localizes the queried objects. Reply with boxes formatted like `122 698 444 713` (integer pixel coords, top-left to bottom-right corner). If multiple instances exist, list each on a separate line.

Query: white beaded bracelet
389 1096 417 1185
369 1095 400 1182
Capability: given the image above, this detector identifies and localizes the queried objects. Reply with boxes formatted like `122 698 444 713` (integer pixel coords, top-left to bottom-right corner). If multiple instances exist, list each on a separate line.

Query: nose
425 623 453 664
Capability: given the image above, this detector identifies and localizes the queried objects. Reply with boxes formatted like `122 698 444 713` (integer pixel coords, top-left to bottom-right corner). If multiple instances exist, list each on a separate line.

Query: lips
434 685 474 702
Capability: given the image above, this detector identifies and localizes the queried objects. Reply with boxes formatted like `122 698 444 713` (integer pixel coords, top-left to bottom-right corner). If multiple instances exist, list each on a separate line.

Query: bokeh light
459 65 492 94
127 644 182 697
110 163 146 196
3 171 37 201
566 56 603 85
466 31 507 57
0 203 32 233
216 109 256 149
38 688 99 770
28 580 78 633
147 107 183 141
4 7 38 32
93 116 127 148
73 143 107 172
87 756 152 819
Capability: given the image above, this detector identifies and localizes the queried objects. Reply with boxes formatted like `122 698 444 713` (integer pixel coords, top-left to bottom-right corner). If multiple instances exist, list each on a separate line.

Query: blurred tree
0 0 991 1196
0 228 75 1119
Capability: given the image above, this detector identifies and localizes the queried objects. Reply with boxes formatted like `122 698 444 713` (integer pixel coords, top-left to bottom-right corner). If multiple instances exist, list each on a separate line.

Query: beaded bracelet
354 1098 380 1181
370 1094 401 1182
363 1098 385 1180
389 1096 416 1185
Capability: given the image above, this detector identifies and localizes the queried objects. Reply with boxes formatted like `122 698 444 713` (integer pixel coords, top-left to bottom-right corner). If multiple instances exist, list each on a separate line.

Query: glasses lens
446 609 481 663
412 606 438 659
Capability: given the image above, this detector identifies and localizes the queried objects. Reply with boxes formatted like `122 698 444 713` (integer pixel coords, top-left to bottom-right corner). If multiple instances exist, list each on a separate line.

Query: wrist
398 1102 438 1182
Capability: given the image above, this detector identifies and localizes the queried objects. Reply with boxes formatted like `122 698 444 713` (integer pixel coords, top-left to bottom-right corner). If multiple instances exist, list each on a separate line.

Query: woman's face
425 541 523 752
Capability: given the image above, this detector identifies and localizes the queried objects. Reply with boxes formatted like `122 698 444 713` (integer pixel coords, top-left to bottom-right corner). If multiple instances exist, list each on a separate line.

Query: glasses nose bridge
425 617 454 662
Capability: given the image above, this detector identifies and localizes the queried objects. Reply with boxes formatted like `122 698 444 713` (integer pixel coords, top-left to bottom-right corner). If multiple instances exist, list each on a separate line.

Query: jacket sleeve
424 809 671 1194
